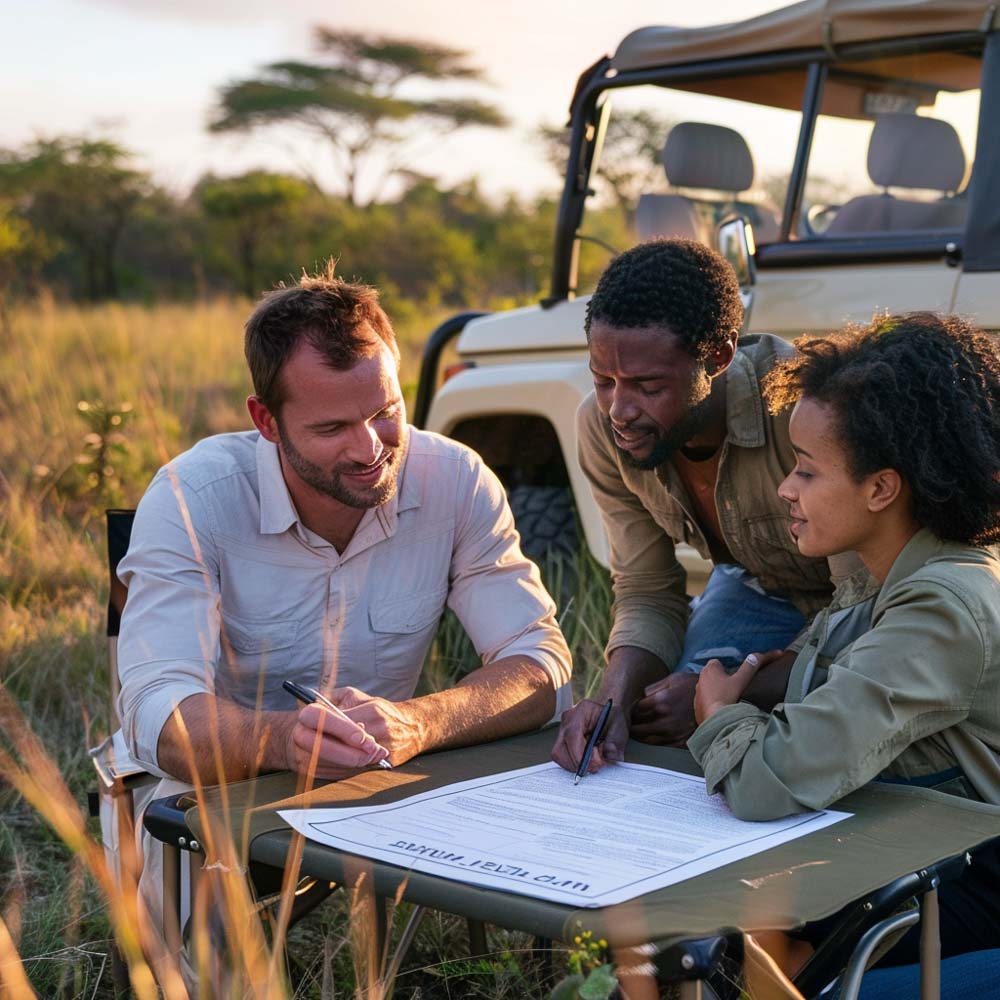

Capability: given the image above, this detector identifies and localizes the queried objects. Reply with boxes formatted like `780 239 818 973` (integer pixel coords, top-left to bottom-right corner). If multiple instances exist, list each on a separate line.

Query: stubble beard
618 392 716 471
279 425 402 510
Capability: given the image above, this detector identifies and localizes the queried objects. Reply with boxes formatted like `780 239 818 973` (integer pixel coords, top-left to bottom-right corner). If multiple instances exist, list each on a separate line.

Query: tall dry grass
0 297 613 998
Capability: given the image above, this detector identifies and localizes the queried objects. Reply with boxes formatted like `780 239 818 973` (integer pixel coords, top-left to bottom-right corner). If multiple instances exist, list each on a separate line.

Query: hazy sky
2 0 785 201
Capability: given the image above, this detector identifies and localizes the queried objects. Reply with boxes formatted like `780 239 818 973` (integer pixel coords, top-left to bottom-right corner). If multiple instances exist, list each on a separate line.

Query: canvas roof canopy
612 1 998 72
610 1 994 118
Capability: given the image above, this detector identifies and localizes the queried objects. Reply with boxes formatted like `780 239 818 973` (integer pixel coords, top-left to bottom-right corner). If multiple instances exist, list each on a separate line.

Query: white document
280 762 850 907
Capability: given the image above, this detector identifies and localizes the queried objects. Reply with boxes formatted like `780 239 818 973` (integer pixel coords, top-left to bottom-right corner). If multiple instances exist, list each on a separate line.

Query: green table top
181 729 1000 947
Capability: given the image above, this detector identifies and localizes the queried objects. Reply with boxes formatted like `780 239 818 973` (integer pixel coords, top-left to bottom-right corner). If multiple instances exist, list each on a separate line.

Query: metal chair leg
532 935 554 982
920 887 941 1000
467 918 487 956
838 909 920 1000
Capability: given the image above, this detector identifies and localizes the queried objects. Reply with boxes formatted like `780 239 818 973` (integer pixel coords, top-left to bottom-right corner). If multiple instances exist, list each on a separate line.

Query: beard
278 423 403 510
616 392 716 471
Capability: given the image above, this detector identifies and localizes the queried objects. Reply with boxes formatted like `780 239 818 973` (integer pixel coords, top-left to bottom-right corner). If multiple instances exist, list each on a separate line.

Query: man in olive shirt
552 239 849 773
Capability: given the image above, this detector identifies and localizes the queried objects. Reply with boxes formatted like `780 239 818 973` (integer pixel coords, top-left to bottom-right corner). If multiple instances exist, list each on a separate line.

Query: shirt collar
723 349 767 449
374 429 421 536
878 527 947 600
256 434 299 535
255 428 422 539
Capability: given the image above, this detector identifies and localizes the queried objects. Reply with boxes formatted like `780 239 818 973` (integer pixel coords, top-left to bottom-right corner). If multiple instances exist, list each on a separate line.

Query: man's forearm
602 646 670 713
402 657 556 755
156 693 294 783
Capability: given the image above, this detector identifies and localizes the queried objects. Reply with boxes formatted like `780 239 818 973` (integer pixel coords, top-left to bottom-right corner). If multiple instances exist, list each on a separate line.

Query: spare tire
508 485 580 607
509 485 578 562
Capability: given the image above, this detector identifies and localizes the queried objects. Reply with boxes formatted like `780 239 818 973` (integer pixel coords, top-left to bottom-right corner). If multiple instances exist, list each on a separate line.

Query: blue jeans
675 564 806 673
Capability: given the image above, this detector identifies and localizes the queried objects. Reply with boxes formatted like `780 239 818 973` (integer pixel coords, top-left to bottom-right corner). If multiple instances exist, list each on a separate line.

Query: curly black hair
585 238 744 360
764 312 1000 546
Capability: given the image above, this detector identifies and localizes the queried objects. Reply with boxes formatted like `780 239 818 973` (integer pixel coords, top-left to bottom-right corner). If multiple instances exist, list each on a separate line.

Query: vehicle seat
824 114 967 236
636 121 780 244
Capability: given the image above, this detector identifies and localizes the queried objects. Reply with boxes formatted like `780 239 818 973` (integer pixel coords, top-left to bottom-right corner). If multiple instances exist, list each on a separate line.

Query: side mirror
717 216 756 288
717 216 756 334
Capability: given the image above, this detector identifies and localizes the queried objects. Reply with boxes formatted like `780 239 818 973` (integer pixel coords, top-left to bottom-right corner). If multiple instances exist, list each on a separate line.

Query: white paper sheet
280 761 850 907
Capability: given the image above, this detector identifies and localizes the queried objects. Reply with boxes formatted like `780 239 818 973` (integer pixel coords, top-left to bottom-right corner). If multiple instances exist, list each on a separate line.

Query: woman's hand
694 650 785 725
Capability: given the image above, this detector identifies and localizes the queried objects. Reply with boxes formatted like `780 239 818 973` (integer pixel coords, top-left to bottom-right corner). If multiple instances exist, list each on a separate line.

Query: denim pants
676 563 806 673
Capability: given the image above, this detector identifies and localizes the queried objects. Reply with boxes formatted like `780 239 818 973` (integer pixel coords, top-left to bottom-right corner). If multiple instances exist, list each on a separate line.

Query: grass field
0 296 613 998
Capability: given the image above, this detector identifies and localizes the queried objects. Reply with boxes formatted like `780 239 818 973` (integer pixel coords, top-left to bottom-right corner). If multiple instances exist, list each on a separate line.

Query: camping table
145 729 1000 997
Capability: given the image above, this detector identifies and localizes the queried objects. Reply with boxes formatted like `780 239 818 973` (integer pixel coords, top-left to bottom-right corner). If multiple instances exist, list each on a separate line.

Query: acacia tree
210 30 508 206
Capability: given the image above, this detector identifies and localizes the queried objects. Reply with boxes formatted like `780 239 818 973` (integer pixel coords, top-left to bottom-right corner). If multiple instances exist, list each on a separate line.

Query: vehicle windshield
801 48 981 239
574 78 802 293
573 43 982 292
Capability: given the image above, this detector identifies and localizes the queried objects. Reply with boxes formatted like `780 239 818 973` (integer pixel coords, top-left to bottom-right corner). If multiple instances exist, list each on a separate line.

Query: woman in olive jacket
690 311 1000 963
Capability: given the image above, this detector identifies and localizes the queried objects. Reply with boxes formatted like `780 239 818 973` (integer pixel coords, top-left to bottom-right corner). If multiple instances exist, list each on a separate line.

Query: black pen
575 697 613 785
282 680 392 769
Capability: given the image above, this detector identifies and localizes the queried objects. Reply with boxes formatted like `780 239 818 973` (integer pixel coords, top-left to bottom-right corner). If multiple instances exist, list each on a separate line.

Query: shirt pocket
218 613 304 705
369 589 447 681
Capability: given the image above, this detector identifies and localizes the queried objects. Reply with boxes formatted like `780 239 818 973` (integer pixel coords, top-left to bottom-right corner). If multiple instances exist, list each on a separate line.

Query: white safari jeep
416 0 1000 577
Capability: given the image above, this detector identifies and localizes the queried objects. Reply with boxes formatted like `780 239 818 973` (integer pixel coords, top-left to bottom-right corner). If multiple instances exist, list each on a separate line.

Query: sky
1 0 786 202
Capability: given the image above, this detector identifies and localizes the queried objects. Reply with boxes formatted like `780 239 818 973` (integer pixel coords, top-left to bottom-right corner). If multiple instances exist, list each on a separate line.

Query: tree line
0 28 647 313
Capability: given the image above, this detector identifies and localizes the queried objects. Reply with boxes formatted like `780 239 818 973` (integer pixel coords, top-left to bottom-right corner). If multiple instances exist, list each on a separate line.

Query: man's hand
694 650 784 725
550 699 630 775
629 672 699 747
287 704 390 780
329 687 425 766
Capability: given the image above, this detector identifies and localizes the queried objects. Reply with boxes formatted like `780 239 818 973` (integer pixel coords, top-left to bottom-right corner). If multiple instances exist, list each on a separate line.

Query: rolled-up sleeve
446 454 572 721
576 397 689 670
116 467 222 773
689 578 983 820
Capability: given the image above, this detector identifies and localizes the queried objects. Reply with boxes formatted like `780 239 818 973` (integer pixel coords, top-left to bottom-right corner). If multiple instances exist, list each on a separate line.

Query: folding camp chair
89 509 335 987
645 848 991 1000
89 508 489 991
88 509 158 992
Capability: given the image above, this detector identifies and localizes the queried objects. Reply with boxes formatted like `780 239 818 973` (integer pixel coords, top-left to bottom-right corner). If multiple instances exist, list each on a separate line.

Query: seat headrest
868 114 966 192
661 122 755 192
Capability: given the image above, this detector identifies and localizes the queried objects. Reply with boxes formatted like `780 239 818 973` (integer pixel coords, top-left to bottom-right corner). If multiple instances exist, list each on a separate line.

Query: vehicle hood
457 298 590 356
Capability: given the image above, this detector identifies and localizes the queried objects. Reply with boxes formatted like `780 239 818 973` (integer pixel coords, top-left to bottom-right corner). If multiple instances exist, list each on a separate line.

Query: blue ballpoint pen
282 680 392 769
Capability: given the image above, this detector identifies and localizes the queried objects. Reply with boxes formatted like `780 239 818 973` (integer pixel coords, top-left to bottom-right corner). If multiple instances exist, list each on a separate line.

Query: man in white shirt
118 265 571 970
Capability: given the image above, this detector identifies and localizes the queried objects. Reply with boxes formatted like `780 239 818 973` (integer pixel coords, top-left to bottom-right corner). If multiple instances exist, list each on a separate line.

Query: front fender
425 360 609 565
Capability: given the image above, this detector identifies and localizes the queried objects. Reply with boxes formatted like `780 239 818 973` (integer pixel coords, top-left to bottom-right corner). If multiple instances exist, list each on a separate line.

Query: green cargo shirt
577 333 838 672
689 530 1000 820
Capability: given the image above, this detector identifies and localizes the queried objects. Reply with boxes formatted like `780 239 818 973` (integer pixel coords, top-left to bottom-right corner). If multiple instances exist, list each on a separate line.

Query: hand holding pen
283 680 392 772
550 695 627 777
574 698 613 785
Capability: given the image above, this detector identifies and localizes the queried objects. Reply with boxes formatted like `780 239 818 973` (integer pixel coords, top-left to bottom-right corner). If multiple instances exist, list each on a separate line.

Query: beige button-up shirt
691 530 1000 818
577 334 843 672
117 429 572 773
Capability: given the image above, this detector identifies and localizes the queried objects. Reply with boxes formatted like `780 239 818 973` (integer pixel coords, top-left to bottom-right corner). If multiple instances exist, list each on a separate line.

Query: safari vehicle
415 0 1000 575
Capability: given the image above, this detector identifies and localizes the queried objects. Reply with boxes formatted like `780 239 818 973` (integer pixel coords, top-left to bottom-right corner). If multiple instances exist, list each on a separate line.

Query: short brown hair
244 261 400 414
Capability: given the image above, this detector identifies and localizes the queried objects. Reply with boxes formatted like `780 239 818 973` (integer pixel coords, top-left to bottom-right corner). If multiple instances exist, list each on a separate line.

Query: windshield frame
551 27 994 300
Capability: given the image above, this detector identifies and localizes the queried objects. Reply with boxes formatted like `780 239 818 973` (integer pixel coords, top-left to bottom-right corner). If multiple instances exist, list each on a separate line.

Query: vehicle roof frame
550 27 998 300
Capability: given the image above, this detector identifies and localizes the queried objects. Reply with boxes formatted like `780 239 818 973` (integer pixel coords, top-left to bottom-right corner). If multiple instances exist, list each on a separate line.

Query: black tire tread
508 485 578 563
